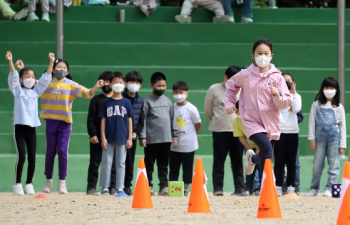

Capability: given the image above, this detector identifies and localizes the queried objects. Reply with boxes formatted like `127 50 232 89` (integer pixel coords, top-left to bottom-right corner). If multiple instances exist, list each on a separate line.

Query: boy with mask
86 71 118 195
122 71 144 195
139 72 179 196
169 81 202 196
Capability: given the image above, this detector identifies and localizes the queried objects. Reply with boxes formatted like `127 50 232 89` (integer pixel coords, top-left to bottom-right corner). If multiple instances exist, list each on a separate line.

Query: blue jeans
220 0 253 17
295 147 300 190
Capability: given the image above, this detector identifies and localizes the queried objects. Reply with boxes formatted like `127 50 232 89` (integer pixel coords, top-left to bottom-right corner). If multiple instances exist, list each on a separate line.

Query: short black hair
252 38 273 54
125 71 143 84
19 67 36 78
172 81 189 91
53 59 70 71
282 72 294 82
226 66 243 79
315 77 340 106
151 72 166 84
98 71 112 81
109 71 125 83
236 100 239 110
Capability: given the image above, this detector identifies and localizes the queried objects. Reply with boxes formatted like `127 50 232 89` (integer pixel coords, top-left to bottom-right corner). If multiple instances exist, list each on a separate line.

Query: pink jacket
224 63 291 140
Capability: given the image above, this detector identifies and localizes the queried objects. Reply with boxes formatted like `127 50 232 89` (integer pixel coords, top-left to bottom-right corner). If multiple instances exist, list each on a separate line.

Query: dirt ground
0 192 341 225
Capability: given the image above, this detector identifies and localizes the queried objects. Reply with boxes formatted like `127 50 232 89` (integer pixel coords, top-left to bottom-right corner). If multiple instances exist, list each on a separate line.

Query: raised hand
95 79 104 89
5 51 12 61
48 52 55 62
15 60 24 70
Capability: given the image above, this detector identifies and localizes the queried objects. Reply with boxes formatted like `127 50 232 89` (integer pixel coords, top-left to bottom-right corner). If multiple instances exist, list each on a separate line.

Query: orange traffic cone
132 159 153 209
187 158 210 213
257 158 282 219
337 161 350 225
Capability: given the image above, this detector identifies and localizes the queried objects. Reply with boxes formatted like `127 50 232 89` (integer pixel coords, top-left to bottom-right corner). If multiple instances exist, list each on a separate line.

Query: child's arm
6 51 20 96
190 105 202 134
271 75 292 109
170 104 179 148
35 53 55 97
101 117 108 149
89 80 104 96
87 97 99 144
224 71 243 114
194 123 202 134
126 117 133 149
338 104 346 153
15 60 24 71
6 51 15 72
139 102 148 147
135 102 144 138
204 87 214 120
308 101 318 151
238 136 252 150
291 89 302 113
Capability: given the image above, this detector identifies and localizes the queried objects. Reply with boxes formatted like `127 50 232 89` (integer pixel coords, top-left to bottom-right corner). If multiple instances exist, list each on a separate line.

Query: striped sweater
40 78 92 123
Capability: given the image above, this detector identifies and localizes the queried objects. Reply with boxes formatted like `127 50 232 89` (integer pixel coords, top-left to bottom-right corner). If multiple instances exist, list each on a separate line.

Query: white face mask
23 78 35 89
112 83 125 93
255 55 272 68
127 83 140 93
173 94 187 103
323 89 336 98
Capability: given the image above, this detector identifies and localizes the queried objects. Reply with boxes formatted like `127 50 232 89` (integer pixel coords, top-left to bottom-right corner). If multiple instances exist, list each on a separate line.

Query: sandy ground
0 192 341 225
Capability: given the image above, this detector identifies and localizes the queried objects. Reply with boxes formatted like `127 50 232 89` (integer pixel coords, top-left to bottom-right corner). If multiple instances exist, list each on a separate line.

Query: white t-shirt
171 102 201 152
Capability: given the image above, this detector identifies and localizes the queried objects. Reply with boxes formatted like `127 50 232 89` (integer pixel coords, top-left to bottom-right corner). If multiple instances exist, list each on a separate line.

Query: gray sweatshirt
140 94 179 144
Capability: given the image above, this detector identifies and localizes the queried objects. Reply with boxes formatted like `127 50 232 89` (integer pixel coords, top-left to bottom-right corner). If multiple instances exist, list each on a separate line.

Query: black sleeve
87 97 97 138
297 109 304 124
135 101 145 137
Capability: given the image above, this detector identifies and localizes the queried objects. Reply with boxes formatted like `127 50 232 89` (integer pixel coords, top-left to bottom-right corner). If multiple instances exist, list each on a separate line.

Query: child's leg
27 0 37 14
295 146 301 191
44 120 59 180
242 0 253 18
285 134 298 187
199 0 225 17
0 0 15 20
228 136 244 193
114 144 127 190
212 132 229 192
325 135 340 190
310 139 327 190
25 127 37 184
14 125 26 183
220 0 234 16
182 151 195 189
56 121 72 180
169 151 181 182
124 139 137 189
273 134 288 187
99 144 115 188
144 144 157 187
40 0 49 13
180 0 194 17
249 133 273 173
156 143 171 189
87 141 102 190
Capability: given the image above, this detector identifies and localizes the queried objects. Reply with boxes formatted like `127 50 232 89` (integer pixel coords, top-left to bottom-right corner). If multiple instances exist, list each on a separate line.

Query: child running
224 37 291 175
305 77 346 197
6 51 54 195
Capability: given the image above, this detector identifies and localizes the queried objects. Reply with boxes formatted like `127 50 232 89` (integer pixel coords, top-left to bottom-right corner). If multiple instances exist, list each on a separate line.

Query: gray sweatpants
99 143 126 190
180 0 224 17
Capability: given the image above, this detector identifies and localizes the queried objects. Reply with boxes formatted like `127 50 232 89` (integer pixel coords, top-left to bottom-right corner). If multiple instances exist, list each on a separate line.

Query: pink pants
180 0 224 17
28 0 49 13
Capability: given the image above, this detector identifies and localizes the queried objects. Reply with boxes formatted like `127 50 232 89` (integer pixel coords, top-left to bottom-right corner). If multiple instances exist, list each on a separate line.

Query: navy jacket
122 89 144 136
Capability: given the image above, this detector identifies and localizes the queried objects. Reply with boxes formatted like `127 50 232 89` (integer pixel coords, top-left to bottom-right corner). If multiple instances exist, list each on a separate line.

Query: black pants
250 132 275 174
169 151 195 184
274 133 298 187
212 132 244 192
14 125 36 184
124 139 137 188
87 137 116 190
144 142 171 188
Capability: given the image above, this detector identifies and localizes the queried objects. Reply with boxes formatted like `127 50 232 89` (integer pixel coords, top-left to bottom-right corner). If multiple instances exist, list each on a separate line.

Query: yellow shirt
233 117 257 149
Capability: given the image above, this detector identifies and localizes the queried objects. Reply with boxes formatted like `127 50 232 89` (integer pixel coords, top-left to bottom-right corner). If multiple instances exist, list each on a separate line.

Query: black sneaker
213 190 224 196
150 186 155 196
231 189 244 196
124 187 133 196
184 189 189 196
109 187 118 195
158 187 168 196
86 188 100 196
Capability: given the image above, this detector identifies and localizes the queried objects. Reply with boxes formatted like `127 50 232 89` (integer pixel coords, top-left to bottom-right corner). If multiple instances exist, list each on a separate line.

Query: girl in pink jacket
224 38 291 175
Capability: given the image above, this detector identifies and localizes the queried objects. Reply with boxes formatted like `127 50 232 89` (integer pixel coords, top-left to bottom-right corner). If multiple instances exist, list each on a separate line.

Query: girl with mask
6 51 54 195
224 38 291 178
41 59 104 194
305 77 346 197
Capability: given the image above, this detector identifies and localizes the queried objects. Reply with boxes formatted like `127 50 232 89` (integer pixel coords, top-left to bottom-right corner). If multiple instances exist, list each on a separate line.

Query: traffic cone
132 159 153 209
187 158 210 213
337 162 350 225
35 194 48 199
257 158 282 219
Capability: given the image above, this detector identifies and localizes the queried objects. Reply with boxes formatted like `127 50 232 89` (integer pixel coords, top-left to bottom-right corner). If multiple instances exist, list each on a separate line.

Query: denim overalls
311 101 340 191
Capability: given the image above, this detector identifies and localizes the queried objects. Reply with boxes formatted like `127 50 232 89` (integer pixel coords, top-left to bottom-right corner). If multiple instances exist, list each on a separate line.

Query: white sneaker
244 149 256 175
58 180 68 194
241 16 253 23
13 7 29 21
213 15 229 23
276 186 283 197
24 183 35 195
27 12 39 21
287 186 295 194
41 13 50 22
227 16 235 23
323 189 332 197
304 188 318 196
13 184 24 196
42 179 53 193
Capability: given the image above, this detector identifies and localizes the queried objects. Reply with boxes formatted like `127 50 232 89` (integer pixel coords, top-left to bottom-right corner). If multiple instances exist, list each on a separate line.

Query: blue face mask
55 70 67 80
153 89 165 96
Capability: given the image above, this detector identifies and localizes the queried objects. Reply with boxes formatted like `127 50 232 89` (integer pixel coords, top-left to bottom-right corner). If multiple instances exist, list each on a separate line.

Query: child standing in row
6 51 54 195
305 77 346 197
99 72 134 196
139 72 179 196
169 81 202 196
41 59 104 194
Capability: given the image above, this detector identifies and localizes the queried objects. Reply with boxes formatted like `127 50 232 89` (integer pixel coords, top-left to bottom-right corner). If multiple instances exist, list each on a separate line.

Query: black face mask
55 70 67 80
153 89 165 96
101 85 112 93
286 81 291 90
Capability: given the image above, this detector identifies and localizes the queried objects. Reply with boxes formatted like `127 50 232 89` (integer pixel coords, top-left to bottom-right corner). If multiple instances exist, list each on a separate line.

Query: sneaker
240 190 251 196
323 189 332 197
27 12 39 21
231 189 244 196
184 189 189 196
213 190 224 196
227 15 235 23
287 186 295 194
150 186 155 196
241 16 253 23
175 15 191 23
109 187 118 195
295 189 300 195
13 7 29 21
116 190 129 197
304 189 318 197
124 187 133 196
213 15 229 23
101 187 109 195
86 188 100 196
42 179 53 193
13 184 24 196
41 13 50 22
24 183 35 195
254 190 260 196
58 180 67 194
244 150 256 175
158 187 168 196
276 186 283 197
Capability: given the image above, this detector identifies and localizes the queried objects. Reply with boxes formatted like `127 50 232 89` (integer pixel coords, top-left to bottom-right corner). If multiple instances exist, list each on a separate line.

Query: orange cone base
283 193 301 199
132 159 153 209
35 194 48 199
